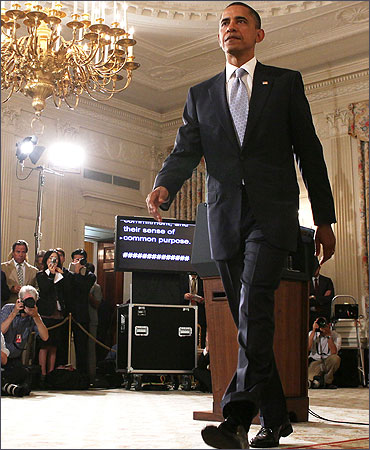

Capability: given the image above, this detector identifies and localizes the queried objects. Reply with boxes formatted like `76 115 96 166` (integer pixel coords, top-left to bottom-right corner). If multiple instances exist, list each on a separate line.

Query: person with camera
64 249 96 375
308 257 335 329
308 317 341 389
0 285 49 395
36 249 68 384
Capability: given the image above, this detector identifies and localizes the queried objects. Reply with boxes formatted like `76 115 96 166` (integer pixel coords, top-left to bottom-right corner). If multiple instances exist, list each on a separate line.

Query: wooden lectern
193 277 309 423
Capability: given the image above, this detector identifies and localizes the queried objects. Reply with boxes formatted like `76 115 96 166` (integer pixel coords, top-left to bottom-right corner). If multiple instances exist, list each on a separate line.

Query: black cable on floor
308 408 369 426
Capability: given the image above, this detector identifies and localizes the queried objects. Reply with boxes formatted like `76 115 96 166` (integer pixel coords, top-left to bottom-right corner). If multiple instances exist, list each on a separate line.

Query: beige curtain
348 101 369 306
173 158 206 221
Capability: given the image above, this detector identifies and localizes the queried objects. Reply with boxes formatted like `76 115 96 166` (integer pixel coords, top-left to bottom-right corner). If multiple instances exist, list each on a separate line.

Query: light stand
16 135 83 261
15 135 64 261
34 165 64 260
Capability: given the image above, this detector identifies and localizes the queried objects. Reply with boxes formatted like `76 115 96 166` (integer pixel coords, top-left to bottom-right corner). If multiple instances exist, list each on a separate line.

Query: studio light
15 135 45 164
48 141 85 170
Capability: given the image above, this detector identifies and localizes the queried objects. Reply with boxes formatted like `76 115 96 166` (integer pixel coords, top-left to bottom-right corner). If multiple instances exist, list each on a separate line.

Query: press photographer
0 285 49 395
308 317 341 389
63 248 96 376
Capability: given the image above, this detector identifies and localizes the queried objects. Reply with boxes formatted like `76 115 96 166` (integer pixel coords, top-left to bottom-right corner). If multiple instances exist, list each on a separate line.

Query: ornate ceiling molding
82 190 146 209
336 3 369 24
126 1 336 22
305 69 369 103
326 108 351 137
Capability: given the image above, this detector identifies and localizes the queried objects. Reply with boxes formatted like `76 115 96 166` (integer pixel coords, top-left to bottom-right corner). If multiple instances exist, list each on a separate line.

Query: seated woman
36 249 67 385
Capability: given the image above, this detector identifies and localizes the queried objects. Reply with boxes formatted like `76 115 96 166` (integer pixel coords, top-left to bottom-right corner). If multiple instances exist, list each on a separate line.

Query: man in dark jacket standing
64 249 96 375
146 3 336 449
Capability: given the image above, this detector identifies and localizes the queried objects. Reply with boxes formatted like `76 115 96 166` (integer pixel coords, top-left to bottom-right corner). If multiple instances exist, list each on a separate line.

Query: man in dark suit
309 258 335 328
146 3 336 449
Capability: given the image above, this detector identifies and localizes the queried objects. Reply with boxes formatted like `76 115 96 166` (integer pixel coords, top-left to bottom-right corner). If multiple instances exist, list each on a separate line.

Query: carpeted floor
1 386 368 449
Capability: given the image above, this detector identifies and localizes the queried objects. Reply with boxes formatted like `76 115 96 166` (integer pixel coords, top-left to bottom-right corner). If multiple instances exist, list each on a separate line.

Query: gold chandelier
1 1 140 119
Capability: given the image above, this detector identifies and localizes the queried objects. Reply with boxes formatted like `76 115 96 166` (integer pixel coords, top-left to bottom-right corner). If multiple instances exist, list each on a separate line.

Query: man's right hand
312 320 320 332
13 299 24 314
11 285 21 294
146 187 169 222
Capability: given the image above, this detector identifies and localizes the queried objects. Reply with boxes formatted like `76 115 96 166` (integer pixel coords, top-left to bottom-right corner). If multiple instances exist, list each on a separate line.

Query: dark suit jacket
309 274 335 322
1 270 11 304
154 62 336 260
36 271 67 317
63 270 96 323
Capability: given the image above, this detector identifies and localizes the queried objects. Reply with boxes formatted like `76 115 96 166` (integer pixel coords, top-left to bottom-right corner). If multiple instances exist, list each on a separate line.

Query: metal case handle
135 326 149 336
178 327 192 337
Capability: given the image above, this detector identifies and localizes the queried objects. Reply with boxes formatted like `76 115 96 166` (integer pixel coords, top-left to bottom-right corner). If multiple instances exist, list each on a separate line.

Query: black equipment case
116 303 197 374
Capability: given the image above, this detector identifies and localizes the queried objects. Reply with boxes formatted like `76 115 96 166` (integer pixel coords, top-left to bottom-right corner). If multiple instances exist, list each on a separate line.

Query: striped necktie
17 263 24 286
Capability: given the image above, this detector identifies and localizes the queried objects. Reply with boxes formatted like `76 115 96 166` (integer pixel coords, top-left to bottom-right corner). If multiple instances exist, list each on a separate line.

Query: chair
331 294 367 386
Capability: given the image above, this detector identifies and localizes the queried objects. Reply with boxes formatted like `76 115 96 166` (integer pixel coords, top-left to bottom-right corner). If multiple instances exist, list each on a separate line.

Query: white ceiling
106 0 369 113
4 1 368 115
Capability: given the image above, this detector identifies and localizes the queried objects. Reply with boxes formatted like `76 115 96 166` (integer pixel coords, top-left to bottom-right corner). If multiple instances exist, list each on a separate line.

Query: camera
51 257 57 264
316 317 327 329
21 297 36 309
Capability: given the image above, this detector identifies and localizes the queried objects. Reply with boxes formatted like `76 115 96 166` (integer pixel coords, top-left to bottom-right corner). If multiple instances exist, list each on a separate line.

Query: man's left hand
315 224 336 265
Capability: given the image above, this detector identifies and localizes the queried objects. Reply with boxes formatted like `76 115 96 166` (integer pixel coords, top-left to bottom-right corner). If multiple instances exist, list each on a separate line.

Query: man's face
13 245 27 264
73 254 84 263
218 5 264 58
35 257 44 271
57 251 65 266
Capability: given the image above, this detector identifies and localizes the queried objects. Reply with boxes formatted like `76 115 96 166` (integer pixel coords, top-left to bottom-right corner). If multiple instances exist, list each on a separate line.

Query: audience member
1 331 27 396
36 249 68 385
1 270 11 304
64 249 96 375
1 285 49 395
193 332 212 393
308 317 341 389
56 248 67 273
34 250 46 271
54 247 70 366
309 257 335 328
85 262 103 383
1 240 38 306
183 273 207 348
96 296 115 363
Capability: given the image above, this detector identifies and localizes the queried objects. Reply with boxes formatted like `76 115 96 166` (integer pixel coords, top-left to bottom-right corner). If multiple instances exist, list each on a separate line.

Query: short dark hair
36 250 46 258
71 248 87 260
56 248 65 258
224 2 261 29
42 249 62 271
12 240 29 253
85 262 95 274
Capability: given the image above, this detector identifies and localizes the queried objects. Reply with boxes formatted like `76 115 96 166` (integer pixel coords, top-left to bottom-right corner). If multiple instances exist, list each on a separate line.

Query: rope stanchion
71 316 116 352
31 313 117 356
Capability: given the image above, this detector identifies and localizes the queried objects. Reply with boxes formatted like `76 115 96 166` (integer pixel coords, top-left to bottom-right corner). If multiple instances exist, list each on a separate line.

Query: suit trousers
308 354 341 385
72 321 89 374
215 188 289 429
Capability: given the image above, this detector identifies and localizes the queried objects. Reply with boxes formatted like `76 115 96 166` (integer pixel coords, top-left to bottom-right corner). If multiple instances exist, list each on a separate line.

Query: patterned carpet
1 387 368 449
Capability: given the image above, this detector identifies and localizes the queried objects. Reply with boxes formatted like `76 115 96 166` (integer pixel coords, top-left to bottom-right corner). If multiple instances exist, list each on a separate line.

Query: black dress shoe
249 422 293 448
201 421 249 449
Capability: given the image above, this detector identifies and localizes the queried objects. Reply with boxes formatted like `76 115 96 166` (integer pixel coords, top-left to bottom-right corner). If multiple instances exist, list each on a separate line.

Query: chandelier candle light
1 1 140 120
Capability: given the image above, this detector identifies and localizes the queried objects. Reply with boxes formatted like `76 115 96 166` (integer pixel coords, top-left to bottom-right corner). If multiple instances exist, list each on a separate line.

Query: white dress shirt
225 56 257 104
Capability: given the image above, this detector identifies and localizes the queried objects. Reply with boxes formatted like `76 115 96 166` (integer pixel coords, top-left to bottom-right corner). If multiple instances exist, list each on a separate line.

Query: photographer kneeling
1 286 49 396
308 317 341 389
